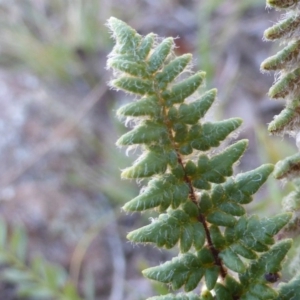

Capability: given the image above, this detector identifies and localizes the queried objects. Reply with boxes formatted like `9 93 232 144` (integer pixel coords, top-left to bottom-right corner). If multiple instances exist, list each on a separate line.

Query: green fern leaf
268 68 300 99
209 225 226 249
193 140 247 185
156 54 192 89
273 153 300 180
112 76 153 95
107 17 142 53
277 273 300 300
143 253 205 292
234 164 274 204
117 120 169 146
147 37 174 73
117 95 161 117
127 209 205 252
223 275 243 297
123 173 189 211
261 40 300 71
230 243 257 260
249 283 278 299
137 33 155 60
162 72 206 107
191 118 242 151
239 239 292 286
263 13 300 41
219 248 246 273
185 89 216 121
107 58 148 77
204 266 219 290
214 283 234 300
207 210 237 227
268 98 300 135
174 89 217 125
121 149 169 178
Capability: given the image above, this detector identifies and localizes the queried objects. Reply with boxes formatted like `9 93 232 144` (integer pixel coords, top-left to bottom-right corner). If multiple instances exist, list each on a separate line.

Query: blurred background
0 0 298 299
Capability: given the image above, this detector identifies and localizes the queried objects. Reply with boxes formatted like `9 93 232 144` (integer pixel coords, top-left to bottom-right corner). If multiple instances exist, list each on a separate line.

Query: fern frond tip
107 17 141 53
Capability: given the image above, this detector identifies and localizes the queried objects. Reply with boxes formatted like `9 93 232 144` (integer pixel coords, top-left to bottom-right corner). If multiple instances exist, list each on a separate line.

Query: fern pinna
107 17 297 300
261 1 300 240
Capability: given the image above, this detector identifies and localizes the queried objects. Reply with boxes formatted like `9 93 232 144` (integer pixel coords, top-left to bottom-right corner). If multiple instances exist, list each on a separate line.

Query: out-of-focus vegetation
0 219 81 299
0 0 297 299
0 0 109 83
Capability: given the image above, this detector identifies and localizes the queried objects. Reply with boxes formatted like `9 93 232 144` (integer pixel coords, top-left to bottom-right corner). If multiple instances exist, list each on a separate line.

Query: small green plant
0 219 81 299
107 17 300 299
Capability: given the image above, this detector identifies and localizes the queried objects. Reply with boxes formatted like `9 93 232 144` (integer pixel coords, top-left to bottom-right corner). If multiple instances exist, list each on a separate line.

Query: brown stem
176 153 227 279
155 86 228 280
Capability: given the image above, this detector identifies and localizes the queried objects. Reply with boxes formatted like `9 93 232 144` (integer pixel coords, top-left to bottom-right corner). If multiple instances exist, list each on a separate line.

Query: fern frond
261 1 300 136
108 17 293 299
262 0 300 253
